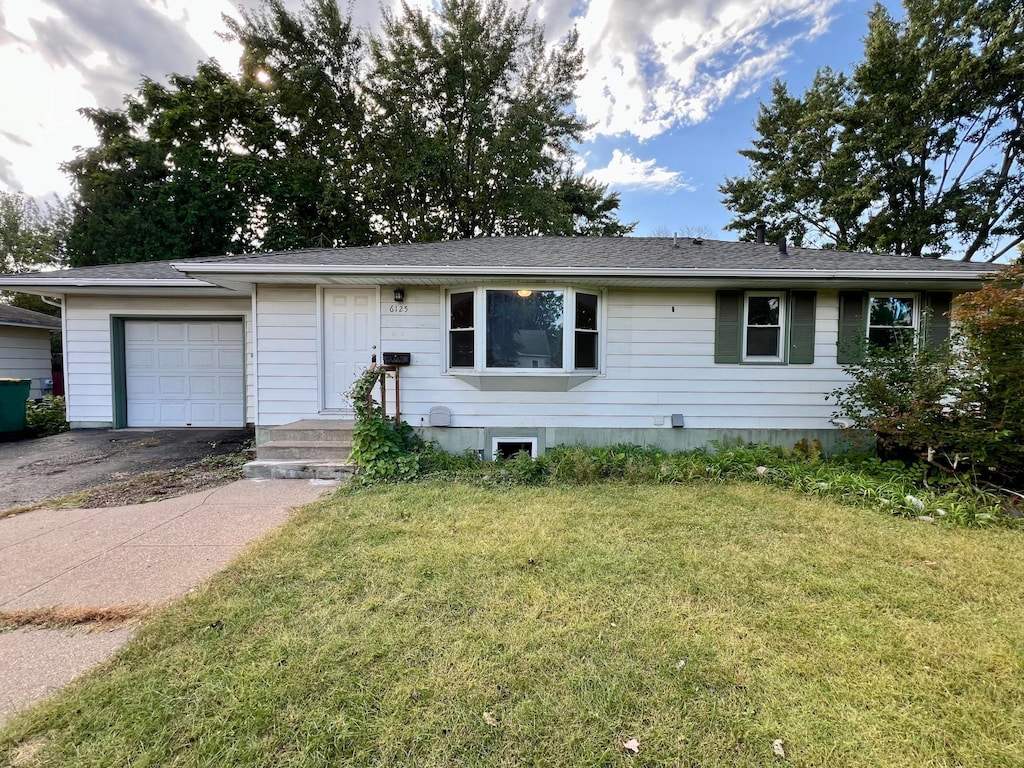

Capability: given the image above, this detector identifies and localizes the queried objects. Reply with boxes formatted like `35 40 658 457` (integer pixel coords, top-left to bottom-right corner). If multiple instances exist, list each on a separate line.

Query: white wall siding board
0 327 54 398
254 286 320 425
62 295 253 426
373 287 852 434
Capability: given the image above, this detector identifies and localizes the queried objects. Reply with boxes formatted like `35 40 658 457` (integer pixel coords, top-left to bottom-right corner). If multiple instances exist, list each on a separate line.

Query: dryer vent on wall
428 406 452 427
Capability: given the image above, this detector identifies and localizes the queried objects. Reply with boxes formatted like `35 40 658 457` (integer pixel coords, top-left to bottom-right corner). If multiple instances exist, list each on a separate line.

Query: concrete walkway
0 478 338 725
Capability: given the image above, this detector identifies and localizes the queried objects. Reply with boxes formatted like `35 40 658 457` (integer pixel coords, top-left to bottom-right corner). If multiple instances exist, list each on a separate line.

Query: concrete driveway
0 430 341 726
0 427 252 510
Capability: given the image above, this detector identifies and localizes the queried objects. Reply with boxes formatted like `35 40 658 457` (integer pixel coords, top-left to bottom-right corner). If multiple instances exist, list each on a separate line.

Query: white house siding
378 287 851 435
0 327 53 399
62 295 253 427
253 285 321 426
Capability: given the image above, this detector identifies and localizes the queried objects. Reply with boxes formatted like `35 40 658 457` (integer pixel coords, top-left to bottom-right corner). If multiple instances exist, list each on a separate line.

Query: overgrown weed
408 440 1020 528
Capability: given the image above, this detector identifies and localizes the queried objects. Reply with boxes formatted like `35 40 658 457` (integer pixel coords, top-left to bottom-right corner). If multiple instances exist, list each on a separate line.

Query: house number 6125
389 305 409 313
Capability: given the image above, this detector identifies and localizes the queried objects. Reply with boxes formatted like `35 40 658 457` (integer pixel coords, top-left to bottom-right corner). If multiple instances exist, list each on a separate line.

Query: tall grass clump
410 440 1020 528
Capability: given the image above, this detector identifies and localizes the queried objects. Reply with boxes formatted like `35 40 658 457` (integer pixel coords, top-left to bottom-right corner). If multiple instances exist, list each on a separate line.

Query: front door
322 288 378 412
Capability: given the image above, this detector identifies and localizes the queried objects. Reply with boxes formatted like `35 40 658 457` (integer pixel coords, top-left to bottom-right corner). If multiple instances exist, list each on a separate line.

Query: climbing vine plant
346 366 422 482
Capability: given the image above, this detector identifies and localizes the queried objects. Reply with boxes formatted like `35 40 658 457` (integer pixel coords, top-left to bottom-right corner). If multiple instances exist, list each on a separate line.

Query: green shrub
346 367 422 482
25 395 69 437
828 263 1024 491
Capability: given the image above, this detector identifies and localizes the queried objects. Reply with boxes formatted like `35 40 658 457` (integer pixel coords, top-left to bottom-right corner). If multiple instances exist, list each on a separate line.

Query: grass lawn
3 482 1023 767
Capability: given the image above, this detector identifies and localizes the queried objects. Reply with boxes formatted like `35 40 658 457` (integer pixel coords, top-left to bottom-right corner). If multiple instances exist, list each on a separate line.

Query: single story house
0 237 993 465
0 304 60 399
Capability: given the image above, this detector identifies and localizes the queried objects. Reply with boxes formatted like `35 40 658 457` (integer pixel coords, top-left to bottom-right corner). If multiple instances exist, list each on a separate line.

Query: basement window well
492 438 538 460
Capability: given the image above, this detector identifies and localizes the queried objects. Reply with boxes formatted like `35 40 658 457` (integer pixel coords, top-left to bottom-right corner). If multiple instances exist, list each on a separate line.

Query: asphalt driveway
0 428 252 511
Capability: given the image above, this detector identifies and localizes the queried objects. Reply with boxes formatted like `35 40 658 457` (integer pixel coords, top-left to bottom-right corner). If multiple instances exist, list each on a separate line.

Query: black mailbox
382 352 411 366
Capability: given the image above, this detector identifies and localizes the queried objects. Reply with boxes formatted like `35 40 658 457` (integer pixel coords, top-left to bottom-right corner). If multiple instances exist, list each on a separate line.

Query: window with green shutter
714 290 743 363
837 291 867 364
715 290 816 365
923 292 952 349
788 291 816 364
837 291 953 364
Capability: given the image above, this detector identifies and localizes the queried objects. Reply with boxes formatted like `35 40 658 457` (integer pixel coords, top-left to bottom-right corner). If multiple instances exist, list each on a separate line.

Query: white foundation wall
63 295 254 426
0 327 54 399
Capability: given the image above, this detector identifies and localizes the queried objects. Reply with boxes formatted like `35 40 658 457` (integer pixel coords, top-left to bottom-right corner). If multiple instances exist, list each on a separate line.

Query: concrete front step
243 460 355 481
257 440 353 462
266 419 354 444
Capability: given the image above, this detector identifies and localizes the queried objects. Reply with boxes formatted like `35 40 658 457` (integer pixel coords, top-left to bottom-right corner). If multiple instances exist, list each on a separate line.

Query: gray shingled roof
0 237 998 285
0 304 61 330
185 237 996 274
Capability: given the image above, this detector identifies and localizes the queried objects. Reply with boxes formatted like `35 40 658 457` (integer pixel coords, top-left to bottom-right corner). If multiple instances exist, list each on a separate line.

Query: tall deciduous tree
64 62 283 266
61 0 631 265
366 0 630 240
722 0 1024 261
721 72 871 250
225 0 372 249
1 191 69 273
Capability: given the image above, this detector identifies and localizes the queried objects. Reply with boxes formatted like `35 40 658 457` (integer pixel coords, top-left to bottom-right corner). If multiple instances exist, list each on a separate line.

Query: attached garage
123 319 244 427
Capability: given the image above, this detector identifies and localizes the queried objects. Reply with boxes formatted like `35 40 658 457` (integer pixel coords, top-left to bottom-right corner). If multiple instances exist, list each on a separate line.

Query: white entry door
323 288 378 411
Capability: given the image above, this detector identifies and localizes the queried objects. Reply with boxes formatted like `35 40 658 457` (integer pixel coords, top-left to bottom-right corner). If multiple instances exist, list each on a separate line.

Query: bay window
447 288 600 372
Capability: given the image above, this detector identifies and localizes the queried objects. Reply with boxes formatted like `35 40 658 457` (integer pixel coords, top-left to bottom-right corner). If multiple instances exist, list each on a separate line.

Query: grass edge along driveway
3 482 1022 767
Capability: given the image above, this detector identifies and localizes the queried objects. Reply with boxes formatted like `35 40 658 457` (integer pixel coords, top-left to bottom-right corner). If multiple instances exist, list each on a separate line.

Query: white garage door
125 320 244 427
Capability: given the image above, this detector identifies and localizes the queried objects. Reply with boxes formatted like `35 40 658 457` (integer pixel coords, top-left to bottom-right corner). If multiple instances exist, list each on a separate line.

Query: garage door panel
157 323 187 342
157 348 187 368
125 320 243 427
217 323 243 342
188 324 216 342
219 349 244 368
126 376 157 395
125 323 156 343
158 376 187 396
190 376 216 396
188 349 217 368
125 348 156 367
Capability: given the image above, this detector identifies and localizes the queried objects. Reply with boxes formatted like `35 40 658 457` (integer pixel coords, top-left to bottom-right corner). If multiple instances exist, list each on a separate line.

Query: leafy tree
721 72 871 250
62 0 630 264
723 0 1024 261
830 261 1024 489
1 191 68 273
224 0 373 249
366 0 629 240
1 191 70 312
64 62 281 266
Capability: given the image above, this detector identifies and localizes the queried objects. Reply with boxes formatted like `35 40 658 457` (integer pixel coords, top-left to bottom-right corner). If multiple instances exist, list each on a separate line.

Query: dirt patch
52 452 251 509
0 428 253 511
0 605 150 632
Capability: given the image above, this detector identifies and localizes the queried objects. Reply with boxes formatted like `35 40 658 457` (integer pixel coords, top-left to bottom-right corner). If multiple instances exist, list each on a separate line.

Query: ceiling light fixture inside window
517 289 533 298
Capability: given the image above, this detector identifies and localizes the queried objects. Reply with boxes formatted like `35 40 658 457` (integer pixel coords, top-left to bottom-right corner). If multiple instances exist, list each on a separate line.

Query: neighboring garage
123 319 244 427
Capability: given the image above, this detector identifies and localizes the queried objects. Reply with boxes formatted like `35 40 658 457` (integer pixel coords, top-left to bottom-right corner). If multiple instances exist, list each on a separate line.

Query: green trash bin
0 378 31 433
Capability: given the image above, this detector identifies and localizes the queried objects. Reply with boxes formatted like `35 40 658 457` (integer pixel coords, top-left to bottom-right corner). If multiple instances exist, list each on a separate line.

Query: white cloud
539 0 838 139
585 149 693 191
0 0 239 196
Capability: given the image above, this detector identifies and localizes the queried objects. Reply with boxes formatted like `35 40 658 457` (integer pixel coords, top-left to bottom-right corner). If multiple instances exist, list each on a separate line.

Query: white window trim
492 436 538 460
742 290 785 363
867 292 919 343
444 286 604 376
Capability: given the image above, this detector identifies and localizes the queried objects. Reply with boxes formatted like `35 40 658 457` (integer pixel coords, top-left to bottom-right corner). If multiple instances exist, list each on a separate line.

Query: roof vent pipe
755 222 766 244
777 237 788 256
672 232 678 248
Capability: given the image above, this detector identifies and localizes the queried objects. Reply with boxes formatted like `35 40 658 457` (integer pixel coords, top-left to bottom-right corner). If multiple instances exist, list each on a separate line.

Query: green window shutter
837 291 866 364
787 291 816 364
923 292 952 349
715 290 742 364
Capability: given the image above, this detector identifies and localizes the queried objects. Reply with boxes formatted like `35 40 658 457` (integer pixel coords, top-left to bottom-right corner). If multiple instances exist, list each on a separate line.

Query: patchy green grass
3 483 1022 767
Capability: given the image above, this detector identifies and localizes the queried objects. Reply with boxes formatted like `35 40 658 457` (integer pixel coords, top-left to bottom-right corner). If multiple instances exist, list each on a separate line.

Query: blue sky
0 0 887 240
